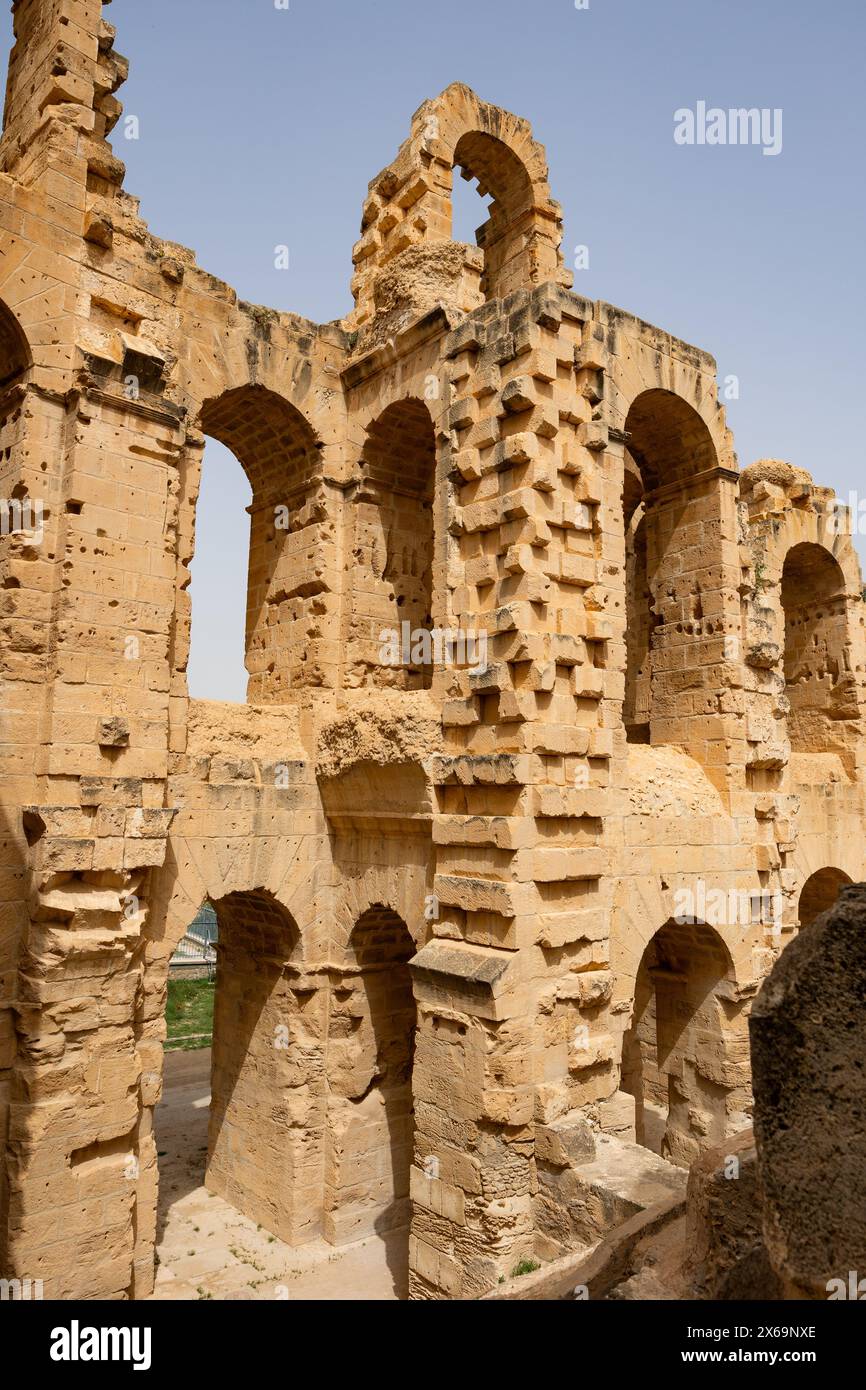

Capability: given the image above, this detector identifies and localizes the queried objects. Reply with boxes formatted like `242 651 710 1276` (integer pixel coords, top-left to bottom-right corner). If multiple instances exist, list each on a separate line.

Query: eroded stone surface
1 0 865 1303
750 883 866 1298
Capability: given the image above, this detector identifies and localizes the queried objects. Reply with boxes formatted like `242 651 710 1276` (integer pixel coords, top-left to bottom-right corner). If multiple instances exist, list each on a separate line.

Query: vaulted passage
204 890 316 1243
781 543 854 755
324 907 416 1253
347 400 435 689
621 919 744 1168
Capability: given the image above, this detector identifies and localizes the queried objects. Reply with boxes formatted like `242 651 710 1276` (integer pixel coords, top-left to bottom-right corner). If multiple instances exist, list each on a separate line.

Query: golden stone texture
0 0 864 1301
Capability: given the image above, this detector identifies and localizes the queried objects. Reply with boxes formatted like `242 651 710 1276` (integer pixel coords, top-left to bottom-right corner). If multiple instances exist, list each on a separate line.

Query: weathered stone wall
1 0 865 1301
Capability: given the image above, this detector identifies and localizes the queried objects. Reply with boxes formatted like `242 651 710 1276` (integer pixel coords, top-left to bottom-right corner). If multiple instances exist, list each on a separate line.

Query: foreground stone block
750 883 866 1298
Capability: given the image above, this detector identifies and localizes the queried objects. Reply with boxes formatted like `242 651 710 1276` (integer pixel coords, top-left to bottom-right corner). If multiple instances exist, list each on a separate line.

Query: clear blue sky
5 1 863 700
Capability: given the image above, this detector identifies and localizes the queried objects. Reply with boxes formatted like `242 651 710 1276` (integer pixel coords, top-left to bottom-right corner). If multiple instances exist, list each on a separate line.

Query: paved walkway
149 1048 407 1301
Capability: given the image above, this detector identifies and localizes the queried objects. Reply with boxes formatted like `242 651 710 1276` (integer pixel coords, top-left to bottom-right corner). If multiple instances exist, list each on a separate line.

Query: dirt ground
149 1048 407 1301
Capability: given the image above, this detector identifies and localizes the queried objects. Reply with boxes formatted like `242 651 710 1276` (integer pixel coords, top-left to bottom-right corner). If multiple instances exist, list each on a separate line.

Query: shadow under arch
620 388 725 752
781 541 857 758
798 867 852 930
347 396 436 690
621 916 741 1167
324 904 416 1299
181 888 310 1244
0 297 32 387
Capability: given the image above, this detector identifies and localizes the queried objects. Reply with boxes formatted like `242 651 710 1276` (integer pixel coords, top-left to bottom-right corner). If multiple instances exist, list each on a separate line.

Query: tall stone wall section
0 0 865 1302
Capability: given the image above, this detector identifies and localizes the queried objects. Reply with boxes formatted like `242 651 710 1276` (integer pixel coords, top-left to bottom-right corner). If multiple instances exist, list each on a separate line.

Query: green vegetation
165 977 215 1050
510 1259 541 1278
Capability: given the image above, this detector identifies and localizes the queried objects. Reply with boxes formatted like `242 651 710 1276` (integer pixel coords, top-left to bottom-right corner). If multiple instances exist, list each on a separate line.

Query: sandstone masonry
1 0 865 1301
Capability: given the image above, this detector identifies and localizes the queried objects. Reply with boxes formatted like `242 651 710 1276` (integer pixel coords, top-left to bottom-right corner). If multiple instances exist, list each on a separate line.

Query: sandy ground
149 1048 407 1301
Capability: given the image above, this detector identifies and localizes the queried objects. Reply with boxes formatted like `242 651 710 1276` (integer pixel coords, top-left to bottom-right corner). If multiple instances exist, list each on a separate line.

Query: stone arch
0 297 31 388
624 387 720 491
450 129 537 302
183 384 326 701
619 388 729 749
345 396 436 689
798 867 852 929
324 904 416 1266
176 887 323 1246
623 457 651 741
351 83 569 324
739 482 866 775
620 916 743 1167
611 872 757 1009
146 829 321 964
781 542 857 754
332 868 429 961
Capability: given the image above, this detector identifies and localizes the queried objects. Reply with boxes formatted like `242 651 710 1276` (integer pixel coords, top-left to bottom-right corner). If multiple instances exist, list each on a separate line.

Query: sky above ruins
5 0 863 700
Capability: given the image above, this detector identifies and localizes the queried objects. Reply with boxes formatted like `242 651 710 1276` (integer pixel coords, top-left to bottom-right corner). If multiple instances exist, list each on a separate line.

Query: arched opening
0 300 31 389
205 891 305 1236
781 543 854 755
154 890 329 1297
621 918 738 1167
798 867 852 929
451 131 535 302
324 906 416 1279
621 391 721 750
347 399 435 689
187 441 251 703
189 386 322 704
623 458 652 742
450 162 492 249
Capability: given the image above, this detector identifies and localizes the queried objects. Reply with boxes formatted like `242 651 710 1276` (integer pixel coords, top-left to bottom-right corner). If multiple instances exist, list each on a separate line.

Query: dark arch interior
349 398 435 689
621 918 735 1166
798 867 852 929
781 542 853 755
621 391 720 746
0 300 31 389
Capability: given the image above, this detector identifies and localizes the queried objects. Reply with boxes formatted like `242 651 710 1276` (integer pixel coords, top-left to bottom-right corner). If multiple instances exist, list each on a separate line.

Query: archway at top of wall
450 130 535 303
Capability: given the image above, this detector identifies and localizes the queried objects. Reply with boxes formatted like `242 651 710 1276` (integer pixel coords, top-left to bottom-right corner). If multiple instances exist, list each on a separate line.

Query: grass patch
510 1259 541 1278
166 978 214 1050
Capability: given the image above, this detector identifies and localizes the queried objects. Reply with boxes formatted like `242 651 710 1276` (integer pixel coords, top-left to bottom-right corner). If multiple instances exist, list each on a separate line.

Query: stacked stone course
1 1 864 1300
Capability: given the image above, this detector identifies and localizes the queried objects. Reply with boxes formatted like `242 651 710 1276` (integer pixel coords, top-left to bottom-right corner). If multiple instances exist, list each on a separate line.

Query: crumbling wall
0 0 864 1304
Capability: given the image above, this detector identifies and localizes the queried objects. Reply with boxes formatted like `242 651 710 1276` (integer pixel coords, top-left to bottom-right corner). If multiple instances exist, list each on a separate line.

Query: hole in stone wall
187 438 252 704
450 131 535 302
451 165 492 247
190 387 323 704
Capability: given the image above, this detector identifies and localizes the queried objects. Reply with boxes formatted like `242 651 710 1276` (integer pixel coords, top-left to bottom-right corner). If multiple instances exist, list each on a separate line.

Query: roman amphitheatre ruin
1 0 864 1302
